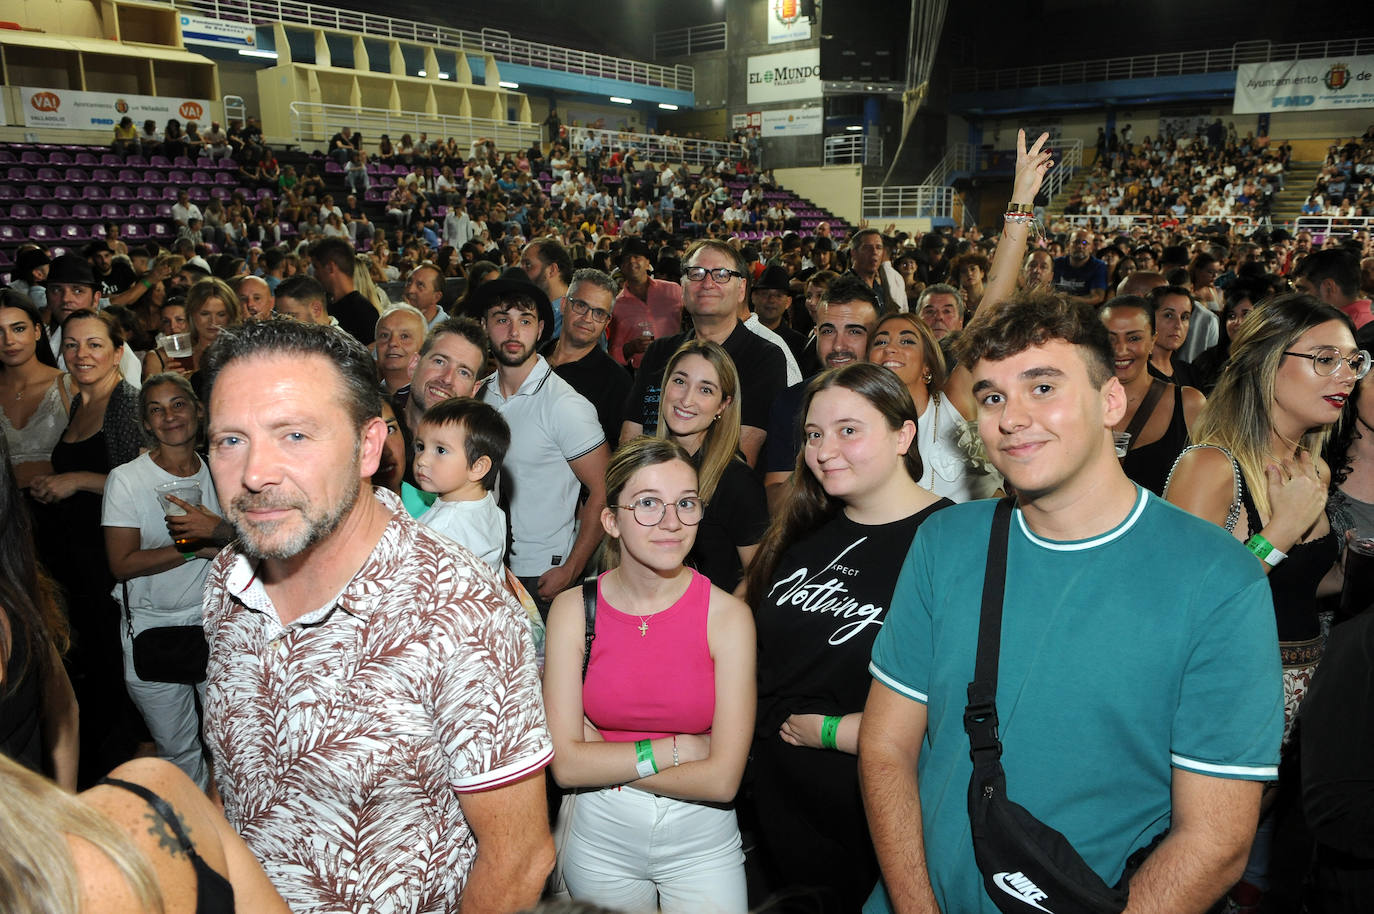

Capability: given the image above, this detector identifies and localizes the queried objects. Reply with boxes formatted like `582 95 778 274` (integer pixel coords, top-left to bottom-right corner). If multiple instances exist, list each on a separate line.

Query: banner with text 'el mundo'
1233 56 1374 114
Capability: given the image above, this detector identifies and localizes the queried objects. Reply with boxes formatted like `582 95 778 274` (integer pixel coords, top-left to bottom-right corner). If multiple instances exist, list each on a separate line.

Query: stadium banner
761 106 822 136
767 0 812 44
747 49 822 104
179 13 256 49
1233 56 1374 114
21 88 213 130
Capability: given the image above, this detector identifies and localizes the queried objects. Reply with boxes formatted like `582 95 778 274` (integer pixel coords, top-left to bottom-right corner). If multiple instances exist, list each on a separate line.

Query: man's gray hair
916 283 965 315
202 317 382 430
569 267 619 300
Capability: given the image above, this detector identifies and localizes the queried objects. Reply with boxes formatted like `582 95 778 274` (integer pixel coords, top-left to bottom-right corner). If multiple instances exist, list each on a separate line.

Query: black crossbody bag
963 498 1165 914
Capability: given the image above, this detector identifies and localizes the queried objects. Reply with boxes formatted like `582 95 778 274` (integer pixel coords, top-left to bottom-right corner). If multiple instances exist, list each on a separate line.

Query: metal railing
1040 139 1082 204
920 143 974 186
289 101 540 151
862 185 961 220
952 37 1374 92
824 134 883 166
1057 213 1258 233
223 94 246 126
563 127 744 167
652 22 726 59
1291 214 1374 238
175 0 696 92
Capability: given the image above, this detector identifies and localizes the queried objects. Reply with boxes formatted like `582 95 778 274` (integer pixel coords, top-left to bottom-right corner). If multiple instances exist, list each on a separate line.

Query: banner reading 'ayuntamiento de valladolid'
1233 55 1374 114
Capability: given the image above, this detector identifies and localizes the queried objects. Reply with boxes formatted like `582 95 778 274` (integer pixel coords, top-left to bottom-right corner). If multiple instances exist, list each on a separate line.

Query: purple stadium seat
80 186 106 201
215 158 236 170
191 171 213 185
149 155 172 168
255 188 273 200
74 152 98 167
187 188 208 204
19 151 43 165
59 224 85 242
110 186 134 201
210 187 231 201
325 161 343 174
91 168 117 184
0 225 21 244
100 203 125 221
0 186 21 202
40 203 68 222
7 166 33 182
8 204 37 223
0 151 15 165
144 169 167 184
55 186 81 202
121 223 149 242
172 156 193 168
48 151 72 165
100 154 122 166
167 169 190 184
35 167 62 184
63 167 90 184
28 224 58 243
117 169 141 183
128 202 153 219
71 203 99 223
161 187 180 200
23 185 50 201
214 172 235 185
365 187 387 202
149 222 173 242
195 157 213 168
278 220 298 238
155 203 174 219
125 154 147 167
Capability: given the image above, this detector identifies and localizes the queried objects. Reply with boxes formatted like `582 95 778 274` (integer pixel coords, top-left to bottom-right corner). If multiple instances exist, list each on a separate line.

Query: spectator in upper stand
171 189 202 229
402 262 449 330
328 125 357 167
444 199 475 250
607 236 684 369
309 237 379 344
846 229 903 314
112 116 138 156
1052 229 1109 307
1293 248 1374 330
522 238 572 340
203 121 231 160
138 118 160 156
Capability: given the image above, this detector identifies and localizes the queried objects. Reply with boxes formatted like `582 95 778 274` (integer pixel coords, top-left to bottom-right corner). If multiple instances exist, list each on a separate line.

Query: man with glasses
621 239 789 467
543 268 633 447
1053 229 1109 307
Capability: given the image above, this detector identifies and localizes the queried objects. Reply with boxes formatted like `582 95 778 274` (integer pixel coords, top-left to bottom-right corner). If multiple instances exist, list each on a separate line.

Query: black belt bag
964 498 1164 914
122 581 209 685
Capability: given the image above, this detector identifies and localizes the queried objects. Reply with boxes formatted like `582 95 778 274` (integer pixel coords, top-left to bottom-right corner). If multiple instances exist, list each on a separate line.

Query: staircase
1268 160 1322 226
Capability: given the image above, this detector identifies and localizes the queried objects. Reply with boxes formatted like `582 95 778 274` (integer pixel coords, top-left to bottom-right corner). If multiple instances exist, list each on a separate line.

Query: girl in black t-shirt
744 363 953 913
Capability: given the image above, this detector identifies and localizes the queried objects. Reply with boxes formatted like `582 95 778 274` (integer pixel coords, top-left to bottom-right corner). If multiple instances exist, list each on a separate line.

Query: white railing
824 134 883 166
289 102 539 151
920 143 974 186
862 185 961 220
564 127 744 168
1041 139 1082 204
223 94 246 126
653 22 726 58
953 37 1374 92
1290 214 1374 238
175 0 695 92
1056 213 1259 234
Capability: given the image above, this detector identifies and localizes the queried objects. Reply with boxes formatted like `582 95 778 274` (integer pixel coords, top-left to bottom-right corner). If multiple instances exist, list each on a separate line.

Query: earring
922 371 932 383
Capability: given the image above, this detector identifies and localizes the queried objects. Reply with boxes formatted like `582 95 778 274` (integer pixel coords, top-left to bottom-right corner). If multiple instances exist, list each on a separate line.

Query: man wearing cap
606 236 683 369
83 240 137 304
473 268 609 614
45 253 143 387
751 264 808 368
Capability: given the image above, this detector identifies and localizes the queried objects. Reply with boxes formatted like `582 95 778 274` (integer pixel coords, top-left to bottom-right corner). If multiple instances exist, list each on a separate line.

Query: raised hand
1011 129 1055 206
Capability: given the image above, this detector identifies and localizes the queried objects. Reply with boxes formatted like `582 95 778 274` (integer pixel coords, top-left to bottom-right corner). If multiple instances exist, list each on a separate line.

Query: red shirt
608 278 684 368
1341 298 1373 329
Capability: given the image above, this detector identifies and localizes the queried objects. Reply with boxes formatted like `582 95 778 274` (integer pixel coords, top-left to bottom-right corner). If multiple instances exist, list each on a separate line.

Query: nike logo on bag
992 872 1055 913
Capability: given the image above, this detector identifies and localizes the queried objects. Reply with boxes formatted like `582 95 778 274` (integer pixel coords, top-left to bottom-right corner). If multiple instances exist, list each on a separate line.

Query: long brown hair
745 363 923 607
654 340 741 503
599 436 696 570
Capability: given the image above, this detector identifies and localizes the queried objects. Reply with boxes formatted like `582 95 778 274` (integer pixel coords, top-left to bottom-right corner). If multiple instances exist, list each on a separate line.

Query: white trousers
119 604 209 789
561 785 746 913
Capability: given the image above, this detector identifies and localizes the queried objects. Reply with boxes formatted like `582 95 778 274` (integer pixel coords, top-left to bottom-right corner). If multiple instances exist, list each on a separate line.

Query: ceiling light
658 103 678 110
499 80 520 89
238 48 278 59
610 96 632 104
845 125 862 131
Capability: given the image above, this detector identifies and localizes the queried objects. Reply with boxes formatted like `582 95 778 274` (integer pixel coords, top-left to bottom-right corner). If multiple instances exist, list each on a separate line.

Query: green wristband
821 715 841 751
182 551 197 562
634 738 657 778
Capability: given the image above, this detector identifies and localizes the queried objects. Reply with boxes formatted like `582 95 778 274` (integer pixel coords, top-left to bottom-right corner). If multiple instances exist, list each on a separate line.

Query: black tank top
1240 477 1338 643
99 777 236 914
1122 386 1190 496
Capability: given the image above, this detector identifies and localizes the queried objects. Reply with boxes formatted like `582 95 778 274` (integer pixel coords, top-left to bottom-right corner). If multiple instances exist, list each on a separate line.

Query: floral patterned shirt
202 487 552 914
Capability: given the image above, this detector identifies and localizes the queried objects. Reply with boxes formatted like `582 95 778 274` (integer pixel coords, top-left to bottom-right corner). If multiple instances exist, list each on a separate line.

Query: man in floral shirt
200 319 553 913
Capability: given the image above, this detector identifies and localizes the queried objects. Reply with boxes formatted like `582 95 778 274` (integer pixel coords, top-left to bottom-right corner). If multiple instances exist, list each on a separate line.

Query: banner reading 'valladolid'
1233 55 1374 114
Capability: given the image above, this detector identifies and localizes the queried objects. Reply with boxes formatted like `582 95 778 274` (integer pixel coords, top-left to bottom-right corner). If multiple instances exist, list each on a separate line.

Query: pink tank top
582 569 716 742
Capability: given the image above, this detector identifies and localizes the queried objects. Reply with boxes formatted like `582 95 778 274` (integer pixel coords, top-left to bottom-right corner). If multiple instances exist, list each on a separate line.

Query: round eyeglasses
610 496 705 526
1282 347 1371 380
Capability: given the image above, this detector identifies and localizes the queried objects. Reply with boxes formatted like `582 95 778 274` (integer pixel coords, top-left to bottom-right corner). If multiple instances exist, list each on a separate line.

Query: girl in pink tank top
542 437 756 913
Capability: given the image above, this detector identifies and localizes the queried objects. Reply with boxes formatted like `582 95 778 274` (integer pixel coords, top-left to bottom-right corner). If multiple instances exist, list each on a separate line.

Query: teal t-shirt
865 488 1283 914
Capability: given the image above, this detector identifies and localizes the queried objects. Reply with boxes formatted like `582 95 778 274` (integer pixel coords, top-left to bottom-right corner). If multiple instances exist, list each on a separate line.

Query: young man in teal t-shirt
859 150 1282 913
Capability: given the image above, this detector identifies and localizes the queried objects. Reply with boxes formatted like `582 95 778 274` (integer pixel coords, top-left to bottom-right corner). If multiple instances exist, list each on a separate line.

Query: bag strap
1164 444 1243 533
580 576 597 682
1121 379 1167 450
964 497 1015 768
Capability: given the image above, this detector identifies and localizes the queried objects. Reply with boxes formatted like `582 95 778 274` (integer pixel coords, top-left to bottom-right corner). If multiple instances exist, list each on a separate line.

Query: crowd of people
1301 130 1374 219
0 120 1372 914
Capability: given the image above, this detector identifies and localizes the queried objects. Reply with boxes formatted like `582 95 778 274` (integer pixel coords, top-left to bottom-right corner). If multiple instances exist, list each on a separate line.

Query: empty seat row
0 184 251 204
0 149 236 170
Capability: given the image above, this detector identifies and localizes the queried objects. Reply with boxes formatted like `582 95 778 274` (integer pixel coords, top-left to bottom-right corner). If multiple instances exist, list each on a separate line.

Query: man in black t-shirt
541 268 631 447
308 237 377 345
621 239 788 466
83 240 138 302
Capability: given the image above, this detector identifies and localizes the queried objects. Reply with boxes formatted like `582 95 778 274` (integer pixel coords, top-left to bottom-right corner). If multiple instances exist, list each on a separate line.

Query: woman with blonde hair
543 436 755 913
868 311 1001 502
1166 292 1365 910
0 752 289 912
352 254 391 312
654 340 768 593
183 278 242 402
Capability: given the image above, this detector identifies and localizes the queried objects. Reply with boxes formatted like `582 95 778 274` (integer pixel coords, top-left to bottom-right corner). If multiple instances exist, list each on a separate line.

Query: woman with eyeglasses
543 436 755 913
743 363 952 913
1166 292 1367 911
654 340 767 594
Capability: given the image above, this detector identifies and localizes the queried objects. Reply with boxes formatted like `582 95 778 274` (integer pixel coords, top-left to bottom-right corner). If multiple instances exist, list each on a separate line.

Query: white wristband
635 755 657 779
1262 545 1287 567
